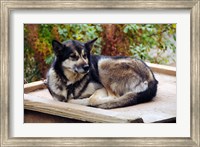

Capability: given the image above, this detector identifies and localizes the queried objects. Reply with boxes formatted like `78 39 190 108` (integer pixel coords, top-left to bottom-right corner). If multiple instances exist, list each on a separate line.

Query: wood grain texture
25 72 176 123
24 110 86 123
24 80 46 93
0 1 197 9
24 63 176 123
191 1 200 145
24 94 144 123
147 63 176 76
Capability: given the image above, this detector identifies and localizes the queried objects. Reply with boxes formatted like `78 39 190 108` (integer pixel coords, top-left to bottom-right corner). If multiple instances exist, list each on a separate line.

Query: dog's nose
83 65 89 72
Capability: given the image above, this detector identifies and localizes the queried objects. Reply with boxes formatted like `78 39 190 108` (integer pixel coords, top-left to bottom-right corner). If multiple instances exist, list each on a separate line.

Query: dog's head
52 38 97 74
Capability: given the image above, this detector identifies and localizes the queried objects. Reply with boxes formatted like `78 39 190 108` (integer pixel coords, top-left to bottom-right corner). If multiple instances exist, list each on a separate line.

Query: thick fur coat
46 38 158 109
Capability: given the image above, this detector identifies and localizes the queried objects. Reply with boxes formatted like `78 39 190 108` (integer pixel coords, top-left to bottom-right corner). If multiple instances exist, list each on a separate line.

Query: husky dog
46 38 158 109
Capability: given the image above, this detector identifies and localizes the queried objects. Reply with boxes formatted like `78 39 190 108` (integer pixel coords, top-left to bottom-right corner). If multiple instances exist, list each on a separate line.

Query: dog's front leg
68 98 90 106
67 88 108 106
89 88 116 106
68 88 115 107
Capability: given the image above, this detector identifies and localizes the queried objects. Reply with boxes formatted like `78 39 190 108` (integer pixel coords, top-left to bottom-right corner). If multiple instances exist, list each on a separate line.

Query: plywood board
24 71 176 123
24 94 143 123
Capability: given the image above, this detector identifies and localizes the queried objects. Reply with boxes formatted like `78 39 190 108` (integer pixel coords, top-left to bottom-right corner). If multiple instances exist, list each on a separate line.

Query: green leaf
45 55 54 65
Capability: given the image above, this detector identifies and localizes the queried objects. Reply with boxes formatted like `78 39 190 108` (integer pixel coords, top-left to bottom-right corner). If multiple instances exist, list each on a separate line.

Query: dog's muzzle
82 65 89 72
74 64 89 74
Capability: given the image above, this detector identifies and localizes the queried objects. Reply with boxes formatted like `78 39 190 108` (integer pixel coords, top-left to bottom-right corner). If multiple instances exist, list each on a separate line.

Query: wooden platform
24 63 176 123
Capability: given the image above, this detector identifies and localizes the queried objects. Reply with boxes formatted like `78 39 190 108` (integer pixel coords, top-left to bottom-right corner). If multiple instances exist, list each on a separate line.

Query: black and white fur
46 38 158 109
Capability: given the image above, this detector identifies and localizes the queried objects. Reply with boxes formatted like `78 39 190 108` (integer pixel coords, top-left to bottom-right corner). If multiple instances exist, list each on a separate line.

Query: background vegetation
24 24 176 83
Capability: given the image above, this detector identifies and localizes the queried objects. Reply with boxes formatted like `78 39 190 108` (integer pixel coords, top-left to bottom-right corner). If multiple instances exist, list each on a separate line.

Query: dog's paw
89 97 100 106
96 103 113 109
68 98 90 106
89 96 112 106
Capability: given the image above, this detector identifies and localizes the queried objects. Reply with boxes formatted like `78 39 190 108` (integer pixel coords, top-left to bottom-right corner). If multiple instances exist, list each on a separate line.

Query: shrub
24 24 176 83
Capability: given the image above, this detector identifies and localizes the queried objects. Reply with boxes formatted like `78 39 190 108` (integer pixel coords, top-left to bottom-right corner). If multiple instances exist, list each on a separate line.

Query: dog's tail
97 79 158 109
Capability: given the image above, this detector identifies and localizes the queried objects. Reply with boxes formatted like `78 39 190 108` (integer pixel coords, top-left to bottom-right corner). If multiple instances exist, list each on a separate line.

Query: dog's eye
70 55 78 61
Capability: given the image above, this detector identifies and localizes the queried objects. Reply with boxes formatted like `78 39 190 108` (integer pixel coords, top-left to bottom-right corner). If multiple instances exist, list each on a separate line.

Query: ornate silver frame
0 0 199 146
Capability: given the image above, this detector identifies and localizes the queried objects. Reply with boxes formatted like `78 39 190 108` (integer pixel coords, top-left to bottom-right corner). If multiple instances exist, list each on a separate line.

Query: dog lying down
46 38 158 109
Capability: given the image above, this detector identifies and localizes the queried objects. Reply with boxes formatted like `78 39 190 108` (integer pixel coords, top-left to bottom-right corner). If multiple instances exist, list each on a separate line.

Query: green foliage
24 24 176 83
24 46 41 83
123 24 176 64
56 24 102 54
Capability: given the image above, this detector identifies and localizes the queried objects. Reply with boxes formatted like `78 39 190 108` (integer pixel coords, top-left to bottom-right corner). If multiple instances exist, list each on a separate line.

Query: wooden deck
24 63 176 123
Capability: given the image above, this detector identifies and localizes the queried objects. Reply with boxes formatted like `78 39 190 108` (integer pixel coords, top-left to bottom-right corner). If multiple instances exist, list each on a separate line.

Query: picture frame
0 0 199 146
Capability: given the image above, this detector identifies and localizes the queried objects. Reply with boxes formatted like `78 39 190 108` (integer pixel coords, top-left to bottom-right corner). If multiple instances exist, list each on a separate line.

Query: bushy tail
97 79 158 109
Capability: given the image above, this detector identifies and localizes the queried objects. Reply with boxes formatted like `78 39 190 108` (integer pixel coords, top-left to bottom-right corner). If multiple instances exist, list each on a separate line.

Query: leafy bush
123 24 176 64
24 24 176 83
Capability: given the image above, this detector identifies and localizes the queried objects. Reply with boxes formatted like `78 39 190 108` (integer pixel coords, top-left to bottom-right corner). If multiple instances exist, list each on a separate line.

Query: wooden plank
24 109 176 123
24 94 143 123
24 80 46 93
24 110 85 123
24 73 176 123
24 63 176 123
147 63 176 76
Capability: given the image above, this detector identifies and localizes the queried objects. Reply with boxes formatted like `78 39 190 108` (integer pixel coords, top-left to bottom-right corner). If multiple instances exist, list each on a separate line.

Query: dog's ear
52 40 63 56
85 38 98 51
